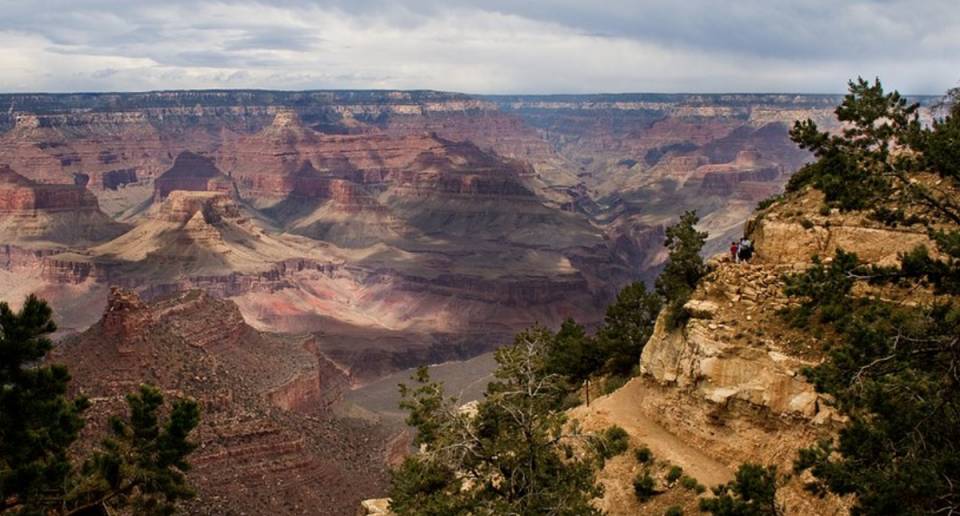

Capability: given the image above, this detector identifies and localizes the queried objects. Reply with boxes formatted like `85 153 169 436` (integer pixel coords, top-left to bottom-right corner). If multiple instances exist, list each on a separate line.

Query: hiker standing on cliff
738 237 753 262
730 241 739 263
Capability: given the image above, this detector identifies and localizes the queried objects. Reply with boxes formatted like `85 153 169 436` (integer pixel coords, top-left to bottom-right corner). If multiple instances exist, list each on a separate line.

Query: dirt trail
570 377 732 488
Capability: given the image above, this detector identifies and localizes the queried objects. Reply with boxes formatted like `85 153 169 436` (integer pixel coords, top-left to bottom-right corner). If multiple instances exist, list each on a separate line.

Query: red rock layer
0 165 129 245
0 164 100 211
692 151 784 199
51 289 391 515
154 151 236 200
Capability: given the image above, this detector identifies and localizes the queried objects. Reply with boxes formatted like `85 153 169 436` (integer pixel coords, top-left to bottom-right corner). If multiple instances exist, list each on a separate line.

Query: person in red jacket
730 241 739 263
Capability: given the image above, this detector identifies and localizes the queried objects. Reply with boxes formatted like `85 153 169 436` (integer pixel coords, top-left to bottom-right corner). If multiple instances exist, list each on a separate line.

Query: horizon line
0 88 944 98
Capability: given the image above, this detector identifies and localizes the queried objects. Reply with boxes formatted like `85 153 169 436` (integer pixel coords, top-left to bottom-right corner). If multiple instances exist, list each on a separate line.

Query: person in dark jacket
737 237 753 262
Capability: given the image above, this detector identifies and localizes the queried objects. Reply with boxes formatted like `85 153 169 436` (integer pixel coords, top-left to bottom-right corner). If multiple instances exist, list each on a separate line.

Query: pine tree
389 328 627 515
0 295 200 515
68 385 200 515
596 282 662 375
544 319 603 386
783 79 960 515
655 211 708 327
0 295 88 513
699 464 781 516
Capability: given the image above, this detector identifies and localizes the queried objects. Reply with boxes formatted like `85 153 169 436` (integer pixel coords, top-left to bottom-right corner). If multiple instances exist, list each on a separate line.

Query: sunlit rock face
579 188 921 516
0 90 923 380
0 164 128 245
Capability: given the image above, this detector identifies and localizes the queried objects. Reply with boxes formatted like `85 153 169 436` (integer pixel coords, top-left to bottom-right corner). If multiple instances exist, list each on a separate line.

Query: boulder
357 498 393 516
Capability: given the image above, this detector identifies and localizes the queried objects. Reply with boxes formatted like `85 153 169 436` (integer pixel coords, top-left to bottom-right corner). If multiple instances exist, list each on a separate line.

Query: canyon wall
573 186 940 515
53 288 390 515
1 89 928 379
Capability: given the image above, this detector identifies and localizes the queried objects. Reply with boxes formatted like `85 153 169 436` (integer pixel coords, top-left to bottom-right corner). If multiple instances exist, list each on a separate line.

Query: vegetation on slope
782 79 960 515
389 212 708 514
387 330 629 515
699 464 781 516
0 295 200 515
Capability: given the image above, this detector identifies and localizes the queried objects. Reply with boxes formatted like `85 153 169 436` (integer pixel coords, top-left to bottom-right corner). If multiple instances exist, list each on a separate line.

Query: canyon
0 91 852 343
2 89 926 513
53 288 388 515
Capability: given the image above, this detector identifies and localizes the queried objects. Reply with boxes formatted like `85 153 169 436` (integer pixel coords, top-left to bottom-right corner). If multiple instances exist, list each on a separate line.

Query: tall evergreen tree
389 328 626 515
0 295 200 515
655 211 708 327
596 282 662 375
0 295 88 513
544 319 603 386
783 79 960 515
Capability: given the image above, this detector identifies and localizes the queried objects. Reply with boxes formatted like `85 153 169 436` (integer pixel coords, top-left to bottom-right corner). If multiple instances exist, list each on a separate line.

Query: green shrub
664 506 683 516
634 446 653 464
800 217 815 230
603 375 628 395
756 194 782 211
599 426 629 459
633 472 658 501
666 465 684 483
680 475 699 490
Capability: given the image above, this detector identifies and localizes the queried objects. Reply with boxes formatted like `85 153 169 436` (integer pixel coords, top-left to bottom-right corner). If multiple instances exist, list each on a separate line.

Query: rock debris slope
52 288 387 515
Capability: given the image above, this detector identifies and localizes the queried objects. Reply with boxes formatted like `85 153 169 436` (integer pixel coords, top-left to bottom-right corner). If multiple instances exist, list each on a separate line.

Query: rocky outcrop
153 190 243 224
0 164 100 211
640 261 830 420
154 151 236 200
581 186 943 514
356 499 393 516
746 189 935 267
637 189 918 427
0 165 128 245
101 287 154 353
570 188 899 514
388 139 536 199
52 289 391 515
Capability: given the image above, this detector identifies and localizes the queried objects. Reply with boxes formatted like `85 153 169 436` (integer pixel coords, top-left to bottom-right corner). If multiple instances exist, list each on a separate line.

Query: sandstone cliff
570 185 939 515
0 164 128 246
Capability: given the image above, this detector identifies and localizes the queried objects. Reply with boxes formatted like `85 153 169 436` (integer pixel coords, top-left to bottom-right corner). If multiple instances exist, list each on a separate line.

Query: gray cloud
0 0 956 94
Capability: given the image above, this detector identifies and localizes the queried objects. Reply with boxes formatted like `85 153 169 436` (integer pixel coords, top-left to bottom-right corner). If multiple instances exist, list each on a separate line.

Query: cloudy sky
0 0 957 94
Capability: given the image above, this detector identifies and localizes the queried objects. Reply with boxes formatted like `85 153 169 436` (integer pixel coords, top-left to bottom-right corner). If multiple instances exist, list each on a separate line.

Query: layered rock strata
0 164 128 245
574 187 940 514
53 288 389 515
